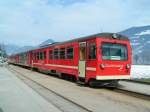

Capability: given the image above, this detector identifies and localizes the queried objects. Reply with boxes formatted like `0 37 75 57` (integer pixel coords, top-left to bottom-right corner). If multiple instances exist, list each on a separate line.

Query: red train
9 33 132 87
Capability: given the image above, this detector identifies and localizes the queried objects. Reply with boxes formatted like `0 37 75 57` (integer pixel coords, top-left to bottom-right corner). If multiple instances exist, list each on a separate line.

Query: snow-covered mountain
4 45 35 55
119 25 150 64
4 25 150 64
4 44 21 55
5 39 55 55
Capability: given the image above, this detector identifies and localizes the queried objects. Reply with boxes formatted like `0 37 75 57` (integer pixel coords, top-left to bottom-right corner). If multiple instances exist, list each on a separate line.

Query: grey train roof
41 33 129 48
67 33 129 42
12 33 129 54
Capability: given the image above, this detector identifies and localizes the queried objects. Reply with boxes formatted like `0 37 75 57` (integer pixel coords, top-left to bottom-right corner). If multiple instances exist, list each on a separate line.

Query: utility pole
99 25 103 33
0 44 2 60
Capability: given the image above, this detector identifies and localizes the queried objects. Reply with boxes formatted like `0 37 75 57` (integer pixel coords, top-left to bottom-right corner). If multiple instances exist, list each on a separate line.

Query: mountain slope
4 25 150 65
119 25 150 64
5 39 55 55
4 44 20 55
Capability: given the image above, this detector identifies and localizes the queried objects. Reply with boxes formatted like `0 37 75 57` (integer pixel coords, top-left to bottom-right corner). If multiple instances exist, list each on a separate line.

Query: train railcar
9 54 19 64
9 33 132 87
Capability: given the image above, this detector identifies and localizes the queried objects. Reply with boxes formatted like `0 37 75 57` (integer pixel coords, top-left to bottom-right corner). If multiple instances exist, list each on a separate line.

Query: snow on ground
131 65 150 79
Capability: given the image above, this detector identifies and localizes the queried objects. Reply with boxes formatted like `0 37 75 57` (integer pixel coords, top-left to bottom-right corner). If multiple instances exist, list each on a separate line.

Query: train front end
95 34 131 86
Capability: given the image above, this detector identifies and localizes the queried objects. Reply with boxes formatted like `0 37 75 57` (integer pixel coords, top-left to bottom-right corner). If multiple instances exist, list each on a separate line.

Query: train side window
39 52 41 60
33 53 35 60
43 51 46 60
34 53 37 60
88 43 96 59
32 53 33 59
37 52 39 60
36 53 37 60
60 48 65 59
32 53 34 59
54 48 59 60
49 50 53 60
67 46 74 59
40 52 43 60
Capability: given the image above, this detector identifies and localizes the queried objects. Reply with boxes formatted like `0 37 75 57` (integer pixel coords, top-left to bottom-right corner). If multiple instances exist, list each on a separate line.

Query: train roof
38 33 129 48
66 32 129 42
11 33 129 55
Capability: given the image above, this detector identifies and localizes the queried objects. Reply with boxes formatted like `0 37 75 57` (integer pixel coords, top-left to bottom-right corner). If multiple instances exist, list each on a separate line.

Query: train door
78 42 86 79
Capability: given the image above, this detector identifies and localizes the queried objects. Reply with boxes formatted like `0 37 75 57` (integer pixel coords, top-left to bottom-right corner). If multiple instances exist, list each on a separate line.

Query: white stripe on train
33 63 96 71
96 75 130 80
31 63 130 80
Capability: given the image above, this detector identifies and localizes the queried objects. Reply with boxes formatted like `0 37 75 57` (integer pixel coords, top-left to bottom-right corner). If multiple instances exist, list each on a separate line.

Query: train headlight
112 33 118 39
100 64 105 69
126 64 130 69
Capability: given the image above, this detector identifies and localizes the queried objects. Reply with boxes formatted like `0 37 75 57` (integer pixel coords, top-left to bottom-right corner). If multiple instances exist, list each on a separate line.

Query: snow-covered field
131 65 150 79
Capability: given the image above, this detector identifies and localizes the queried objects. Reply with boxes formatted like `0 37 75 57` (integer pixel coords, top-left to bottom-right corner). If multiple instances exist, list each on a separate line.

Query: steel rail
8 65 150 102
8 66 93 112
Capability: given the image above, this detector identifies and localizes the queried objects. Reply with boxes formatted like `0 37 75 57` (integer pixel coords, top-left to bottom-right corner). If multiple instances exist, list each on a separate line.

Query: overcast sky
0 0 150 46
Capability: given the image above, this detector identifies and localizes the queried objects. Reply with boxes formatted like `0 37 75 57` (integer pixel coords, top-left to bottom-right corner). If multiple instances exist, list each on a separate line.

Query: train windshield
102 42 127 60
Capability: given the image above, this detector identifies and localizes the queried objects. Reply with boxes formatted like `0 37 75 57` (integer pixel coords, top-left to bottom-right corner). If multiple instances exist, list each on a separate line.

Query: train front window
102 42 127 60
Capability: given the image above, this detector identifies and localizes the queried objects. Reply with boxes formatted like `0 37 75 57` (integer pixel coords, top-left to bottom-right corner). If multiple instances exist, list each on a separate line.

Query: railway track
113 79 150 101
8 66 93 112
124 79 150 85
115 87 150 101
8 65 150 105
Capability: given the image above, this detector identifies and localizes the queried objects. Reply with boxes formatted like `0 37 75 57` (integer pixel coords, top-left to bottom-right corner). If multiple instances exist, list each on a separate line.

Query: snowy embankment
131 65 150 79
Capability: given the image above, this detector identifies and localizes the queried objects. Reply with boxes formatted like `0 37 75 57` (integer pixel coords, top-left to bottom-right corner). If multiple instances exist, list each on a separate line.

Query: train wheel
88 79 96 87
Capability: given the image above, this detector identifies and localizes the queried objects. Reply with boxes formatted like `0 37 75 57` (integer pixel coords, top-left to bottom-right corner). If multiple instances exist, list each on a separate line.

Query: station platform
7 65 150 112
0 66 61 112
